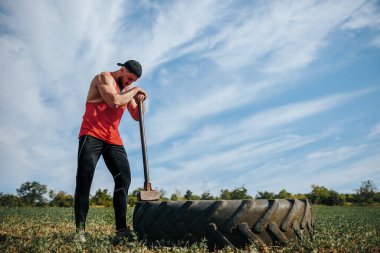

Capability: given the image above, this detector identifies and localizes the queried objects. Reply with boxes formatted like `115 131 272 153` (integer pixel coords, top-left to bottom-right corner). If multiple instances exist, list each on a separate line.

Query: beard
117 77 124 93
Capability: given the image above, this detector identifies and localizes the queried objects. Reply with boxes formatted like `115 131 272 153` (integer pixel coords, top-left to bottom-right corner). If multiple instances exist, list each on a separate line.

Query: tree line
0 180 379 207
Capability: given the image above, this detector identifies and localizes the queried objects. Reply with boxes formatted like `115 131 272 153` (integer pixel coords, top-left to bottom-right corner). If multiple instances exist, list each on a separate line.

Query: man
75 60 147 244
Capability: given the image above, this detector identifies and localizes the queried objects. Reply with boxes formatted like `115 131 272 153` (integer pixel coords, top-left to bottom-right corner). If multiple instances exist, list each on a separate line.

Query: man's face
118 70 138 88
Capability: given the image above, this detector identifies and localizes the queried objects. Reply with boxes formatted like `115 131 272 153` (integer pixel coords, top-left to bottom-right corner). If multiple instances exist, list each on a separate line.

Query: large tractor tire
133 199 313 249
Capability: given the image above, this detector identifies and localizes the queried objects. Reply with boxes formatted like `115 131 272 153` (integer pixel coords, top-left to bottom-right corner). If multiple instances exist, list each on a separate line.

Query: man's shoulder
99 71 111 76
96 72 113 85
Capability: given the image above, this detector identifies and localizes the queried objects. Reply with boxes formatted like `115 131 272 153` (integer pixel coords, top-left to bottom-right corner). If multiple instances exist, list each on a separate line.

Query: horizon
4 179 378 199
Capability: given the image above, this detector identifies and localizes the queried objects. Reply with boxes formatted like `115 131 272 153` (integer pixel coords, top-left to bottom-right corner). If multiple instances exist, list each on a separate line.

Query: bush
128 195 137 206
255 191 275 199
221 186 252 200
49 191 73 207
355 180 377 204
91 189 112 207
0 193 23 207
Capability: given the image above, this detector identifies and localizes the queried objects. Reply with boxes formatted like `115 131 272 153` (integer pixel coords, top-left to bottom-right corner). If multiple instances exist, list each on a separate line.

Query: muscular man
75 60 147 244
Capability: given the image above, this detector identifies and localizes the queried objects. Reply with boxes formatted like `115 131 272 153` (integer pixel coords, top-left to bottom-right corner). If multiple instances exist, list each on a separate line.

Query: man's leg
102 144 131 231
74 135 103 230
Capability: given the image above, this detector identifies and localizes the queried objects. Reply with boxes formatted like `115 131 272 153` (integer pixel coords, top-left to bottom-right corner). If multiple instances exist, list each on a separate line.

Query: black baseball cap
117 60 142 78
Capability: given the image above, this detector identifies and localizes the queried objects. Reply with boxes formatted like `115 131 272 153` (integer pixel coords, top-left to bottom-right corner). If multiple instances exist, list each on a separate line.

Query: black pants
74 135 131 231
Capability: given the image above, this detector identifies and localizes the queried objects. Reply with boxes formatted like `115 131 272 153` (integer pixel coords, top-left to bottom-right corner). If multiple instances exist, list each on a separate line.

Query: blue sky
0 0 379 198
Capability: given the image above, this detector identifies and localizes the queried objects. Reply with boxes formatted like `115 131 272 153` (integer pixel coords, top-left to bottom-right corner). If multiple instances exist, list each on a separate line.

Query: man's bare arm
127 95 146 121
97 72 146 109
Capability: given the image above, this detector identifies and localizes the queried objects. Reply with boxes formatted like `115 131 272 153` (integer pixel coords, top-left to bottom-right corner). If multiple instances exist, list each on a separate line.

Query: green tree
220 189 232 200
16 181 48 206
344 193 355 203
355 180 377 204
127 194 137 206
220 186 252 200
275 189 292 199
158 188 169 201
307 185 345 205
184 190 192 200
171 189 182 201
307 185 330 204
374 192 380 203
184 190 200 200
49 191 73 207
0 193 22 207
170 193 178 201
292 193 307 199
231 186 252 199
325 190 345 206
255 191 275 199
91 189 112 207
201 191 214 200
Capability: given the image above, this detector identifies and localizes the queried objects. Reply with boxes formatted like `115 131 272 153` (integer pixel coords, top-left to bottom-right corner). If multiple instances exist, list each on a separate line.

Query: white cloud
0 0 127 193
341 1 380 30
369 122 380 137
232 142 380 195
148 89 375 195
151 89 368 167
371 35 380 48
196 0 367 73
341 0 380 49
302 153 380 192
125 0 231 73
151 134 316 195
132 0 375 149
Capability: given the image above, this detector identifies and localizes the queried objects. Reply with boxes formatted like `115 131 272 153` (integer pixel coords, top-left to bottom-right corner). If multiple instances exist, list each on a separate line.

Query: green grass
0 205 379 252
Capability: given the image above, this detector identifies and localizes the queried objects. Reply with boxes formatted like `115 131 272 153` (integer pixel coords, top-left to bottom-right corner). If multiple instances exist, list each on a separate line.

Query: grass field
1 205 379 252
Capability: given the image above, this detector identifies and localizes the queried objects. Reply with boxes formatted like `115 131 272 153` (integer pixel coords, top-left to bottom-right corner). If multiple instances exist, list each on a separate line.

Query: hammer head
137 190 161 201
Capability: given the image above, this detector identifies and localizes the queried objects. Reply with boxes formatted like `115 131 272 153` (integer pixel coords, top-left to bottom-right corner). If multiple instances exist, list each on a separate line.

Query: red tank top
78 73 133 145
78 101 127 145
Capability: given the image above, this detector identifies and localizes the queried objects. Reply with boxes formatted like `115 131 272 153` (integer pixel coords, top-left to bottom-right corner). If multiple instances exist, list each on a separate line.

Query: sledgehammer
137 101 161 201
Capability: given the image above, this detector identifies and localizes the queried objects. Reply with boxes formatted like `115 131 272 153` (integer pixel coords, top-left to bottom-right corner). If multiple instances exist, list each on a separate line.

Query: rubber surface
133 199 313 249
